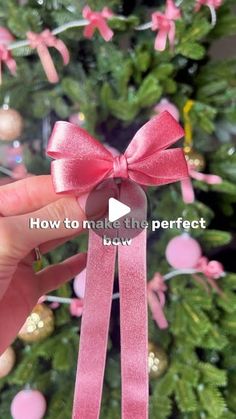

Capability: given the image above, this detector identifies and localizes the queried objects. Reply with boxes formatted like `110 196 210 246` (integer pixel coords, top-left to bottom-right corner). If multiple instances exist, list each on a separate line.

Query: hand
0 175 88 354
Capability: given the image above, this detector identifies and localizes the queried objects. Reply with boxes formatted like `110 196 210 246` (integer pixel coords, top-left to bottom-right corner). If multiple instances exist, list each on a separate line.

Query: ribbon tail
154 29 168 51
180 177 195 203
72 230 116 419
148 293 168 329
55 39 70 65
37 45 59 83
119 231 148 419
119 182 148 419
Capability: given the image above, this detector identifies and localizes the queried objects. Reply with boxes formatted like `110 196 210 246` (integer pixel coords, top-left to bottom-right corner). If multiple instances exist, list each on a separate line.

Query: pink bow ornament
151 0 181 51
0 44 16 84
147 273 168 329
83 6 114 42
181 161 222 204
194 256 224 294
70 299 84 317
27 30 70 83
47 111 188 419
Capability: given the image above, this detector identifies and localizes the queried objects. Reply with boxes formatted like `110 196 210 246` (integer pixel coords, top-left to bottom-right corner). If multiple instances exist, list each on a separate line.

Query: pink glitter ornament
165 234 202 269
11 389 46 419
73 269 86 298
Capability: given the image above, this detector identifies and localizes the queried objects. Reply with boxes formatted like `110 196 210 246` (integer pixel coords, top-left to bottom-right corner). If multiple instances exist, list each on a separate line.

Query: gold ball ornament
0 346 16 378
18 304 54 343
0 107 24 141
185 149 205 172
148 342 168 379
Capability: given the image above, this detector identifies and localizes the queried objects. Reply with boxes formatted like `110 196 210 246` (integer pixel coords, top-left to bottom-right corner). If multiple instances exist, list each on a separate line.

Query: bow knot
27 29 56 48
113 154 128 179
82 6 114 41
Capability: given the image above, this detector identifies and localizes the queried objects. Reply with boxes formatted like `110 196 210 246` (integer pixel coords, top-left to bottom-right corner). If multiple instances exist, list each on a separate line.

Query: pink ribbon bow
181 162 222 203
47 111 188 419
151 0 181 51
0 45 16 84
147 273 168 329
195 0 222 11
194 256 224 294
82 6 114 42
27 29 70 83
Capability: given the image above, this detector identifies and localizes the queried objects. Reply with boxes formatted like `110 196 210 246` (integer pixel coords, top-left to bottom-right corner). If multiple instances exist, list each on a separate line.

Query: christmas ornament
154 98 179 121
147 273 168 329
0 27 14 45
185 148 205 172
0 346 15 378
11 389 46 419
18 304 54 343
82 6 114 41
47 111 188 418
69 112 86 127
0 107 23 141
151 0 181 51
165 234 202 269
148 342 168 379
73 269 86 299
27 30 70 84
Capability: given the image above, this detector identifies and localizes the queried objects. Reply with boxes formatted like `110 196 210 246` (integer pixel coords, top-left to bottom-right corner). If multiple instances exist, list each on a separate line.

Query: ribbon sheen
47 111 188 418
27 30 70 83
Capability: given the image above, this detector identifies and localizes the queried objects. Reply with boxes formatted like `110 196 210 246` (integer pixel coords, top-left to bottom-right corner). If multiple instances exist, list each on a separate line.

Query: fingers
37 253 87 295
0 175 62 216
0 196 85 261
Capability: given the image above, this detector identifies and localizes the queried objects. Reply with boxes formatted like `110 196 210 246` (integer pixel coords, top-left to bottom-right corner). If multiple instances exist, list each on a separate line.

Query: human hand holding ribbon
47 111 188 419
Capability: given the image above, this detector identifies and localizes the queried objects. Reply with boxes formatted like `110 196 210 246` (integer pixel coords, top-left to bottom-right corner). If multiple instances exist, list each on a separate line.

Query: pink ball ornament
73 269 86 298
154 98 180 121
165 234 202 269
11 389 46 419
0 27 14 45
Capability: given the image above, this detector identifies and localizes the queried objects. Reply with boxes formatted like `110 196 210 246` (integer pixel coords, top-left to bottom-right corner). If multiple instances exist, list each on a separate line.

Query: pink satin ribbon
147 273 168 329
83 6 114 41
27 30 70 83
151 0 181 51
195 0 222 11
181 163 222 203
0 44 16 84
47 111 188 419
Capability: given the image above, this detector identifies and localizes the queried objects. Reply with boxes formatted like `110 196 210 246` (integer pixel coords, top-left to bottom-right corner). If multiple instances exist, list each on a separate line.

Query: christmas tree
0 0 236 418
